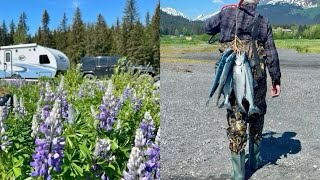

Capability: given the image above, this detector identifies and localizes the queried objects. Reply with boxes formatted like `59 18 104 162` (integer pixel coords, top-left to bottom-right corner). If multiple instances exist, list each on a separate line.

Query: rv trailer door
4 51 12 78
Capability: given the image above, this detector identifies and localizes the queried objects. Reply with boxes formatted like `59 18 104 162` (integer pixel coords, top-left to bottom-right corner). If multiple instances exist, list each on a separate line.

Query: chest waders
228 8 263 180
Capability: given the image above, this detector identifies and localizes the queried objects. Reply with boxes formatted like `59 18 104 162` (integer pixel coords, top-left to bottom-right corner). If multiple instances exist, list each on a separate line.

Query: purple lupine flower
139 112 155 143
93 139 111 160
122 147 145 180
57 77 64 92
13 94 19 116
31 95 65 178
142 127 161 180
30 138 50 179
98 81 106 92
131 91 142 112
92 139 115 180
67 104 75 124
97 83 123 131
78 85 84 99
48 137 65 171
155 127 160 146
44 82 54 103
123 86 132 101
38 81 46 97
31 96 43 137
142 143 160 180
133 98 142 112
101 173 110 180
134 129 146 148
18 97 27 117
61 91 68 120
0 105 9 151
12 94 27 118
42 105 51 122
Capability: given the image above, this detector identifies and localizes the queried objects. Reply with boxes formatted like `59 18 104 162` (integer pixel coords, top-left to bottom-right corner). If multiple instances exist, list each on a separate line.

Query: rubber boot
249 137 262 171
231 150 245 180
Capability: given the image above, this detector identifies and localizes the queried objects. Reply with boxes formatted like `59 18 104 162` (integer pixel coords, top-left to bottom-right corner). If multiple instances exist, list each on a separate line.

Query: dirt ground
160 46 320 180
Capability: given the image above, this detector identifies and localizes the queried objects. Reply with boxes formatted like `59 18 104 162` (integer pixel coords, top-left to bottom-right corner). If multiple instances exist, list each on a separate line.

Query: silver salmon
232 53 246 113
219 70 233 110
206 48 233 106
243 53 261 116
216 53 236 106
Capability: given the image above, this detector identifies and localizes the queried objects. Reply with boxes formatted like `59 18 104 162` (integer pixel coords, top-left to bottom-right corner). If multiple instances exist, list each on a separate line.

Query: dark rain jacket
205 4 281 86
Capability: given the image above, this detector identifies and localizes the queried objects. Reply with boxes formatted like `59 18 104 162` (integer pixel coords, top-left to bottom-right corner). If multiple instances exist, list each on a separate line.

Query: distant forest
160 10 205 36
0 0 160 68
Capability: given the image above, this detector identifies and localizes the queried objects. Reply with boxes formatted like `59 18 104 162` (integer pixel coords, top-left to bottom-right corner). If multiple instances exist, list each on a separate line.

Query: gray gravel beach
160 48 320 180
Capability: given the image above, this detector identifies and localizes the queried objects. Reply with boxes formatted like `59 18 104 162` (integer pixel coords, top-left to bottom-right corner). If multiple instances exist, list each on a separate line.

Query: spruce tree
14 12 29 44
0 21 7 46
55 13 69 52
121 0 139 57
34 27 42 44
123 0 139 28
8 20 15 45
40 10 53 47
127 21 145 65
145 12 150 27
69 7 85 65
94 14 112 55
84 23 96 56
150 2 160 68
110 18 121 56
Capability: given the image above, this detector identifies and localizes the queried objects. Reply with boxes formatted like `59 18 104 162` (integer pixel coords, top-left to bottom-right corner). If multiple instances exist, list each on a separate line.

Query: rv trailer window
40 55 50 64
5 53 11 62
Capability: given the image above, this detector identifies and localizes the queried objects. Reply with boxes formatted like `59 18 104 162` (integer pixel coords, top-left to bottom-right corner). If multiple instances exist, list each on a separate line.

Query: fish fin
248 106 261 116
236 105 247 114
206 99 210 107
219 101 232 110
218 101 224 109
253 79 258 88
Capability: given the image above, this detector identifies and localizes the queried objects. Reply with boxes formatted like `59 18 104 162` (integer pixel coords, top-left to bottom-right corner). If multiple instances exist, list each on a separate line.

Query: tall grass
161 35 320 54
275 39 320 53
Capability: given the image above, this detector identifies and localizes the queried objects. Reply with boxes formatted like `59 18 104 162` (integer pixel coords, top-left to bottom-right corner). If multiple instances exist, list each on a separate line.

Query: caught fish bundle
207 49 261 116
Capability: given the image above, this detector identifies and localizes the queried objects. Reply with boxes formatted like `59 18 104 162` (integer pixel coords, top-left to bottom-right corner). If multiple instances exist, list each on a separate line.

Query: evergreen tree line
160 10 205 36
0 0 160 68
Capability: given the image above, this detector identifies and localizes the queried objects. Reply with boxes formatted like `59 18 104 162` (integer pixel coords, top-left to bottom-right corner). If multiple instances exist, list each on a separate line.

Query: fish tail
219 101 232 110
236 105 247 114
248 106 261 116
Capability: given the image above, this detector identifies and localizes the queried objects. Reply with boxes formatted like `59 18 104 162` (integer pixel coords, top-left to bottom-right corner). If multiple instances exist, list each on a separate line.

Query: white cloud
212 0 224 3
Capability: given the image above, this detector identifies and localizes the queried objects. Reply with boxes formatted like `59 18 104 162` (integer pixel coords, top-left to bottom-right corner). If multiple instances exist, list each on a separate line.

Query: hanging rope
233 6 242 56
220 0 245 55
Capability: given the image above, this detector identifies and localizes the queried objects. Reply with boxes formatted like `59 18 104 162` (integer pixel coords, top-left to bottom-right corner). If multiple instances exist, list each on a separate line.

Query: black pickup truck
80 56 156 79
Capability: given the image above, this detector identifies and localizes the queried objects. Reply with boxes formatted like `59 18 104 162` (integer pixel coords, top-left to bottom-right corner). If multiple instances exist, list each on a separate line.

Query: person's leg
248 114 264 171
227 103 247 180
248 74 267 171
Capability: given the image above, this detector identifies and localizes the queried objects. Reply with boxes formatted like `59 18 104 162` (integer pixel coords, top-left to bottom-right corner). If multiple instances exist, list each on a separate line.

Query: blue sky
161 0 239 19
0 0 158 35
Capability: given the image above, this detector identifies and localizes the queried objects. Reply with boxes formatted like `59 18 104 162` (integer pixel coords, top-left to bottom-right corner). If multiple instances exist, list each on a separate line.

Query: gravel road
160 48 320 180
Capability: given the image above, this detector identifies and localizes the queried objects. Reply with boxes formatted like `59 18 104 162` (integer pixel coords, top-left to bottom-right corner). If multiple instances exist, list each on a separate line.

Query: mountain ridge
161 0 320 21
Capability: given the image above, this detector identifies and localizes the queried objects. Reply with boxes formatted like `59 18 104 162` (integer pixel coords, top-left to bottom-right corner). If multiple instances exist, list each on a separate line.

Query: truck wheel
84 74 95 80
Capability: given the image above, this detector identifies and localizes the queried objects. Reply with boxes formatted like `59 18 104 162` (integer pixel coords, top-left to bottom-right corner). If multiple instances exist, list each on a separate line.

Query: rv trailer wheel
11 74 22 80
83 74 95 80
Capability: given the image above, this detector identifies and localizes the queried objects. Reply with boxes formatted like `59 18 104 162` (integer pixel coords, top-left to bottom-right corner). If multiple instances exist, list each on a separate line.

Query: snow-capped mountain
160 7 219 21
160 7 189 20
260 0 318 8
193 12 219 21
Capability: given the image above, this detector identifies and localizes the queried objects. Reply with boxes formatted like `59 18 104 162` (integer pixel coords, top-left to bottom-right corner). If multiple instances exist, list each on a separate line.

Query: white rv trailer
0 43 70 79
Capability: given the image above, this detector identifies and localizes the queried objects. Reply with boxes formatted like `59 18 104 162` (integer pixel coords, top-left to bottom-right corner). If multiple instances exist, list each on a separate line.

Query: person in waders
205 0 281 179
